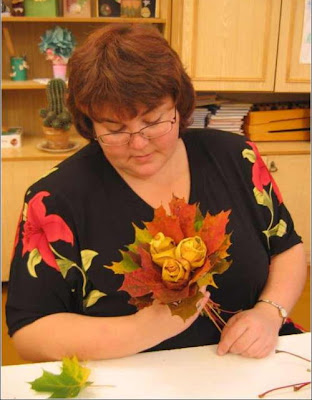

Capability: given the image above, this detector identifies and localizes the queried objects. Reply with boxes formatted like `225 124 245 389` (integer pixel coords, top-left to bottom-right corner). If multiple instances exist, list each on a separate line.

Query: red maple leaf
145 205 184 244
199 210 231 255
119 247 162 298
120 246 196 305
169 196 197 237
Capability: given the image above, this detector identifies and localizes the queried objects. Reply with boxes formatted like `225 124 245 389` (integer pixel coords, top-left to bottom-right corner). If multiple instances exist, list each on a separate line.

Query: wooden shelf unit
2 1 172 135
2 16 166 24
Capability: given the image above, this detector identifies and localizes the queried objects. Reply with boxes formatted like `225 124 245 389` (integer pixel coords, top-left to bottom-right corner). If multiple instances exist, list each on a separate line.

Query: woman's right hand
133 289 210 345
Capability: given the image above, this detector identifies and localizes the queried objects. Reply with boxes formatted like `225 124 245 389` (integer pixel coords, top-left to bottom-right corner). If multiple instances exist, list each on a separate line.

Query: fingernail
217 347 225 356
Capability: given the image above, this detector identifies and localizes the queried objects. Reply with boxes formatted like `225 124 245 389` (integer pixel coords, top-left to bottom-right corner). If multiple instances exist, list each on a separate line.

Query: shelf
1 135 88 161
2 80 47 90
2 16 166 24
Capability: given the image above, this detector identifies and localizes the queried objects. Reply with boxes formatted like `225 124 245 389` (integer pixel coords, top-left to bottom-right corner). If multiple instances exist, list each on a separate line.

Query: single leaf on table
29 356 92 398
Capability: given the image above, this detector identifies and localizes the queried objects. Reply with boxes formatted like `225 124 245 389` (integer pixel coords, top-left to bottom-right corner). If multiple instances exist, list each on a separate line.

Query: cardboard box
1 127 22 148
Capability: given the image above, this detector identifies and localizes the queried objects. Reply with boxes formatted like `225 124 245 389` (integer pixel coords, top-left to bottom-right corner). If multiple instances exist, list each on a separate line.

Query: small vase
43 127 70 150
52 63 67 80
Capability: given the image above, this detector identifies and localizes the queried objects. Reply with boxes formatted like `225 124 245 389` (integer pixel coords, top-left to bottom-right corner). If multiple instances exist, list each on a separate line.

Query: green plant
39 25 76 64
40 79 72 131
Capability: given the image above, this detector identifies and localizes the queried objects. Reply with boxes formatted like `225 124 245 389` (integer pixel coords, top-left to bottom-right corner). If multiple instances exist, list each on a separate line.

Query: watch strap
257 299 287 324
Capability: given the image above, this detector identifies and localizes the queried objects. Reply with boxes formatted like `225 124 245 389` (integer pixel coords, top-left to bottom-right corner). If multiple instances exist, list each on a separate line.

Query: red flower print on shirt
246 141 283 204
22 191 74 271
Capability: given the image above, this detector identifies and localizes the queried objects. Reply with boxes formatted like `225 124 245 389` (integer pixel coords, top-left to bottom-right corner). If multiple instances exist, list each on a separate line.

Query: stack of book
189 107 210 129
206 102 252 135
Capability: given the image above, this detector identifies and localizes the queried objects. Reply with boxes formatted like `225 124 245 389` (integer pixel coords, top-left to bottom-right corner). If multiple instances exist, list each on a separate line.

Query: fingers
217 310 279 359
217 318 248 356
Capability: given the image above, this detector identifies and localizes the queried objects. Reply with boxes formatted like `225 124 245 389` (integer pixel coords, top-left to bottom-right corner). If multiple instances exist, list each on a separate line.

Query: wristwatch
257 299 288 324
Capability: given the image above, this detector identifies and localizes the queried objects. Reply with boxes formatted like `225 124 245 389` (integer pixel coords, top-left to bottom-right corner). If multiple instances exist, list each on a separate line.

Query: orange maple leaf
199 210 231 255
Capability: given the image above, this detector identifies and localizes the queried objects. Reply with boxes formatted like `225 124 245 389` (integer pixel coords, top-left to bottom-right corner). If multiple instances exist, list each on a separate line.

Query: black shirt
6 129 303 350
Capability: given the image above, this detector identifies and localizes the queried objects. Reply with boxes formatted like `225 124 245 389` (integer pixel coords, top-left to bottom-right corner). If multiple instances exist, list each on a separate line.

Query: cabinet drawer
266 154 310 258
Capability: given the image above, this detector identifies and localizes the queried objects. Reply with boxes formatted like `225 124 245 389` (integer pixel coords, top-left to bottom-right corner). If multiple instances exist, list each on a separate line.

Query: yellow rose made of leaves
150 232 176 267
175 236 207 269
162 257 191 289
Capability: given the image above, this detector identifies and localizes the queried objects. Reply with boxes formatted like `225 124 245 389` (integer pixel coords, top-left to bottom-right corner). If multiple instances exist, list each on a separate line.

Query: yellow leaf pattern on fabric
27 248 42 278
81 250 98 272
84 290 107 308
242 148 256 163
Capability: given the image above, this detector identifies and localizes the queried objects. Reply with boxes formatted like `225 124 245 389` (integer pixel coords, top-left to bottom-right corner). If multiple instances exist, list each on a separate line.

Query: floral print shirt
6 129 303 350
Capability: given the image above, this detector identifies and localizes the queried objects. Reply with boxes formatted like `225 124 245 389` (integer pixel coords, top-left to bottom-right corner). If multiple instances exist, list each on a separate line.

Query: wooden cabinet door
1 160 59 281
266 154 310 259
171 0 281 91
275 0 311 92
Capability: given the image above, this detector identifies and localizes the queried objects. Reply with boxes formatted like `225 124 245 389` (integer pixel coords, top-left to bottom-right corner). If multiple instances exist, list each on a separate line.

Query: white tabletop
1 333 311 399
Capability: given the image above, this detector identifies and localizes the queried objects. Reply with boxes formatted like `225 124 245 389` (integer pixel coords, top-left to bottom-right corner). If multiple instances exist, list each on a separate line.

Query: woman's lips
132 153 153 162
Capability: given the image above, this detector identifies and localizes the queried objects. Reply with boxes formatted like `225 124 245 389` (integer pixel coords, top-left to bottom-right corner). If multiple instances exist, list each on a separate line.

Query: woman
6 24 307 362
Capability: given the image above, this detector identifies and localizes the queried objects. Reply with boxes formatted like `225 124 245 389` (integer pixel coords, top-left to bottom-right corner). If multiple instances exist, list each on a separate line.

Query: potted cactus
40 78 73 150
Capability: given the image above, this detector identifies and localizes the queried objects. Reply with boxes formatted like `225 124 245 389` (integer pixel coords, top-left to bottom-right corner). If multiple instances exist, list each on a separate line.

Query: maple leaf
119 246 162 297
199 210 231 255
127 224 153 252
169 196 197 237
29 356 92 398
105 250 140 274
145 205 184 244
168 291 204 321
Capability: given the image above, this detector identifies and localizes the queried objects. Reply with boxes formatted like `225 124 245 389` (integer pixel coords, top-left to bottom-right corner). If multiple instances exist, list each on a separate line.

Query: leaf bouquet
105 196 233 331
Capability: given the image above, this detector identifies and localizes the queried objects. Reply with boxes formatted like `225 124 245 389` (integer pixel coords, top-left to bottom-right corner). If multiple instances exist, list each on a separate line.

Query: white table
1 333 311 399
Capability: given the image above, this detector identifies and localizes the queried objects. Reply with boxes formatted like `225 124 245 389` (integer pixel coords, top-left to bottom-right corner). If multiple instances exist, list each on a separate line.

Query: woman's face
92 98 180 179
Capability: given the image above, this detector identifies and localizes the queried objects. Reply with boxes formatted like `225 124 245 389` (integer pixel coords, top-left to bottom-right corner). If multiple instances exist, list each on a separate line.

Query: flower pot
52 63 67 80
43 127 70 150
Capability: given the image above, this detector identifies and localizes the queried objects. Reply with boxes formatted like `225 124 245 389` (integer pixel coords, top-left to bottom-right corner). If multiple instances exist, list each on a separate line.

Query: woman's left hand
216 305 282 358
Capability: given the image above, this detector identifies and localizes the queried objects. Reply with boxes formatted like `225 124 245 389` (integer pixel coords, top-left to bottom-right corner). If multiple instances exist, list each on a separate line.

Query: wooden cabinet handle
268 160 278 172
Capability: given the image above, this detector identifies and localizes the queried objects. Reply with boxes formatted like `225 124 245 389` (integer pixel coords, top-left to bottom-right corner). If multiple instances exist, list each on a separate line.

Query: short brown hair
67 24 195 140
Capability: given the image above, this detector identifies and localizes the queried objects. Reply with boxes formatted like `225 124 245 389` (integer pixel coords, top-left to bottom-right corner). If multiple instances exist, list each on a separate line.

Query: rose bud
175 236 207 269
150 232 176 267
162 258 191 289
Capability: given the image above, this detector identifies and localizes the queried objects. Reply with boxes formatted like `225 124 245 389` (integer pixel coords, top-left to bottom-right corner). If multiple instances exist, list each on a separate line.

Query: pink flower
22 191 74 270
247 141 283 204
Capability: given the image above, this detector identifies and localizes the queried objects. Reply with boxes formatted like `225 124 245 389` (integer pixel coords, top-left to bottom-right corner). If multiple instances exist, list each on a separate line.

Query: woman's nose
129 131 149 149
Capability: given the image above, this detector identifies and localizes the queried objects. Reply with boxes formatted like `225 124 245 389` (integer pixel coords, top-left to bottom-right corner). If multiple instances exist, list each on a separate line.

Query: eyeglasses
95 107 177 146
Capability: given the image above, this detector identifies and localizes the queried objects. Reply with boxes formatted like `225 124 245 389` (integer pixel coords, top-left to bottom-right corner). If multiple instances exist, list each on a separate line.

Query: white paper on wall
300 0 311 64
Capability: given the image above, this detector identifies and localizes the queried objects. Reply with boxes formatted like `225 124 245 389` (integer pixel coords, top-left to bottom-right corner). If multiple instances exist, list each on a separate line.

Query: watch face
280 308 288 318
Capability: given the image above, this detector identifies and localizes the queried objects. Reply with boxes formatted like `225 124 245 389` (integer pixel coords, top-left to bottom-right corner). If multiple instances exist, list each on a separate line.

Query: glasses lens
99 133 130 146
141 121 173 139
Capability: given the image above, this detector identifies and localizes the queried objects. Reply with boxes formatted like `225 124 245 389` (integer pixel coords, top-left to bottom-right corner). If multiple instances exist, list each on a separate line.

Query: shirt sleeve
241 140 302 257
6 188 85 337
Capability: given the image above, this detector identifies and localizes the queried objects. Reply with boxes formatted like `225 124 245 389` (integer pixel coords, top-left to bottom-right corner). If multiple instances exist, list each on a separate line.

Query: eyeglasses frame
95 107 177 146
